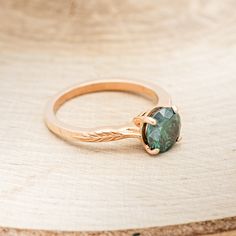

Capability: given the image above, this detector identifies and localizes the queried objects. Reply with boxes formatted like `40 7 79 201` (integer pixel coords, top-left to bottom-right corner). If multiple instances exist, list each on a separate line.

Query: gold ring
44 80 181 156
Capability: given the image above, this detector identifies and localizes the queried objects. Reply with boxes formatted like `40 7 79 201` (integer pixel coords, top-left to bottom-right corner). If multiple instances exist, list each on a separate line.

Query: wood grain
0 217 236 236
0 0 236 235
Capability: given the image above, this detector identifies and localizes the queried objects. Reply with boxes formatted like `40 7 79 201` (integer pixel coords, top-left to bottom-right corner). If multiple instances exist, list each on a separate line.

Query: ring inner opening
54 81 158 112
55 82 158 128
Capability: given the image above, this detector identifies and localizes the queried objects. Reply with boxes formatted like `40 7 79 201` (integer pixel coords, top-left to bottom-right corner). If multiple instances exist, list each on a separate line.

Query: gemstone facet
144 107 181 153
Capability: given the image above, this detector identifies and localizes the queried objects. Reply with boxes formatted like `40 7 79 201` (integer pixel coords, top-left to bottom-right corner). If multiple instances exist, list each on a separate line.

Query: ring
44 80 181 156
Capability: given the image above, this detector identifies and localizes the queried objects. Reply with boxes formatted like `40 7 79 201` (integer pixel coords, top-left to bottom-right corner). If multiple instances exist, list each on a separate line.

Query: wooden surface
1 217 236 236
0 0 236 235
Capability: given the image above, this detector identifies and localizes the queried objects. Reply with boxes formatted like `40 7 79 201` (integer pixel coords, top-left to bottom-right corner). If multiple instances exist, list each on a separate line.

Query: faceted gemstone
145 107 181 153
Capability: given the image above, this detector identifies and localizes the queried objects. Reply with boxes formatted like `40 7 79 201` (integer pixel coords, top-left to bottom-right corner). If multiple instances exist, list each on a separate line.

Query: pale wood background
0 0 236 235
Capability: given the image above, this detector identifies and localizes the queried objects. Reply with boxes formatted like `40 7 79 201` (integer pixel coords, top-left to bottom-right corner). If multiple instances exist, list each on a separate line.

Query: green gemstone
145 107 181 153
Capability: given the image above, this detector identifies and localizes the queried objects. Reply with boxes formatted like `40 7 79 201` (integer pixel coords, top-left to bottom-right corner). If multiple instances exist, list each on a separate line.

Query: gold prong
143 117 157 126
133 116 157 127
172 105 178 113
144 145 160 156
176 136 182 142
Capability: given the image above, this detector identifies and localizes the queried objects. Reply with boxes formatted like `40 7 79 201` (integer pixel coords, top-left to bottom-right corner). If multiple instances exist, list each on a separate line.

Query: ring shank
45 80 172 143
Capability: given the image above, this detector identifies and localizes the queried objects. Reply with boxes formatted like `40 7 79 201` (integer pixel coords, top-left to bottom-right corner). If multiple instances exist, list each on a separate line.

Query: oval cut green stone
145 107 181 153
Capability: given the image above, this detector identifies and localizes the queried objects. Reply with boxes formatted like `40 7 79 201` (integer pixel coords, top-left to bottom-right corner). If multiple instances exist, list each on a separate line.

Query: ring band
44 80 181 156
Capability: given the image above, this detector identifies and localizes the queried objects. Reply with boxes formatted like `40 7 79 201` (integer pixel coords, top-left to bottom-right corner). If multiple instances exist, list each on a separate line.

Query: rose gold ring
44 80 181 156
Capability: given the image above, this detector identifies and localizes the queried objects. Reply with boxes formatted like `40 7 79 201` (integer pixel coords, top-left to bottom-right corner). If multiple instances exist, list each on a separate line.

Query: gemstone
144 107 181 153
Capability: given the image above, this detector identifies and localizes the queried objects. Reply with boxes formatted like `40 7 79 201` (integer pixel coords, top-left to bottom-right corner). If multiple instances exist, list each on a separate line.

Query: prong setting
172 105 178 113
133 115 157 127
176 136 182 142
144 145 160 156
143 117 157 126
141 106 181 155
